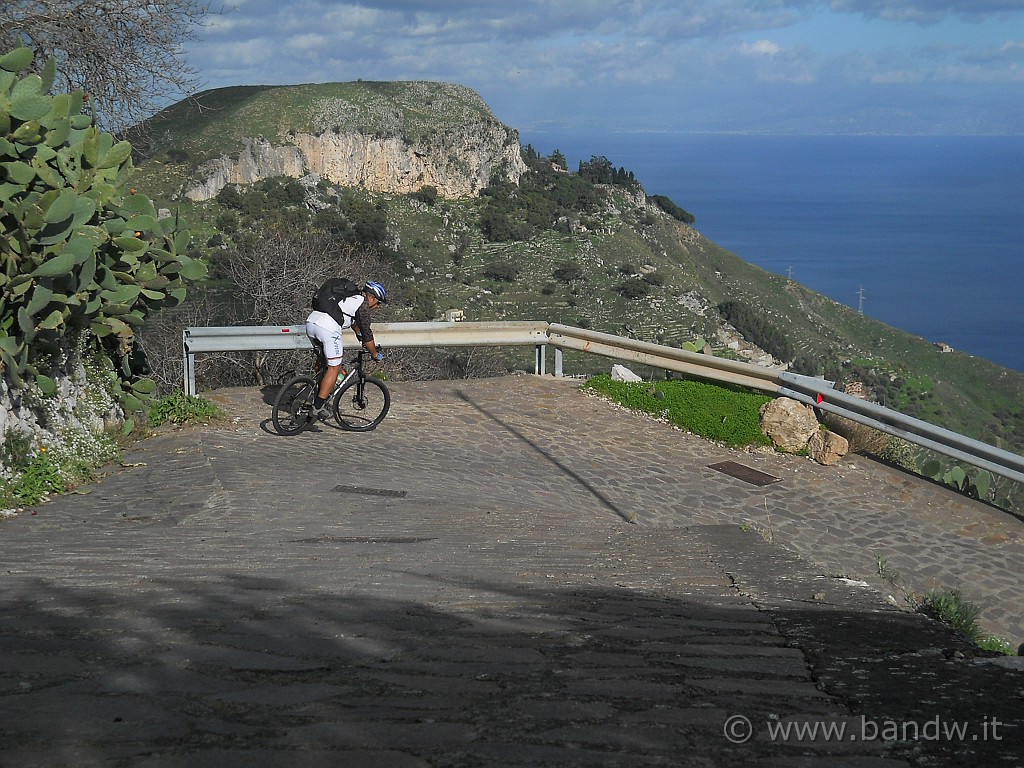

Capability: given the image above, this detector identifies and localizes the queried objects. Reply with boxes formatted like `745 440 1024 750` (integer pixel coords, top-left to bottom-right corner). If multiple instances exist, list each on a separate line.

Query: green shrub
553 260 584 284
13 451 64 504
148 391 223 426
481 260 520 282
917 589 982 639
583 374 773 448
615 278 650 299
411 185 438 206
643 270 666 287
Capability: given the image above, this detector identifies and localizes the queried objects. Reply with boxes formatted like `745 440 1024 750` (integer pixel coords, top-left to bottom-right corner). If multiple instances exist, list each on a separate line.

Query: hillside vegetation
130 82 1024 459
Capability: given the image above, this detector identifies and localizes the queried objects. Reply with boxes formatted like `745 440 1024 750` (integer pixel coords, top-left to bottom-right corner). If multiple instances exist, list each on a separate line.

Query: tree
411 185 438 206
549 174 598 211
578 155 615 185
479 203 517 242
0 0 216 135
553 260 584 284
616 278 650 299
482 260 520 282
140 225 506 391
223 231 382 330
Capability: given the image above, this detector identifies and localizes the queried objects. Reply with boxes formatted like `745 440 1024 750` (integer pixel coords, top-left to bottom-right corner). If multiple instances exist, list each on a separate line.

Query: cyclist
304 280 387 421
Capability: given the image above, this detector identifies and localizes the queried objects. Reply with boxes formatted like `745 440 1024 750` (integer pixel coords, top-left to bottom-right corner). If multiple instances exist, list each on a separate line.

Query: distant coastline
521 132 1024 373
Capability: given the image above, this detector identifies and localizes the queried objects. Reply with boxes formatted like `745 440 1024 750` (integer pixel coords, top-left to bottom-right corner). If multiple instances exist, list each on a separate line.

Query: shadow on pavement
455 389 637 526
2 569 1020 767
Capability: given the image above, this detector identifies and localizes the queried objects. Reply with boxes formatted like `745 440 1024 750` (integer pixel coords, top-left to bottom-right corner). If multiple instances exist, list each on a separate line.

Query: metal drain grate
707 460 781 486
333 484 408 498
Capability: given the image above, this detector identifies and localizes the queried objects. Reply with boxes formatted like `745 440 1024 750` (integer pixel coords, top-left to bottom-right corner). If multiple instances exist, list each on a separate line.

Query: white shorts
305 320 344 366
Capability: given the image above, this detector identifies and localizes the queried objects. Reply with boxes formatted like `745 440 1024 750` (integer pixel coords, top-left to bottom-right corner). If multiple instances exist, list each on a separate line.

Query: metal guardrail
778 371 1024 484
545 323 781 393
183 320 1024 483
182 321 550 396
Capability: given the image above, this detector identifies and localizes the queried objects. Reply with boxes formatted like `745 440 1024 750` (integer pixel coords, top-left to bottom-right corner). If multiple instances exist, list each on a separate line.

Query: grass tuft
147 391 224 427
916 588 1015 655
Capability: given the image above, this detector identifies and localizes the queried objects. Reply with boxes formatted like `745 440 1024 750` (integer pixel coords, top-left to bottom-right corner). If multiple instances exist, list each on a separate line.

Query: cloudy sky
187 0 1024 135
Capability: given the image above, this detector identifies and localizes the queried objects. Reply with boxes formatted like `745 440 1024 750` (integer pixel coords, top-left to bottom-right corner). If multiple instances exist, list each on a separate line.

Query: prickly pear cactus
0 47 206 398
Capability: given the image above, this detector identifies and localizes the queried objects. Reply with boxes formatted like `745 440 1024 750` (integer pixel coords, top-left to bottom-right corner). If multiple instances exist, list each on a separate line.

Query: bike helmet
365 281 388 303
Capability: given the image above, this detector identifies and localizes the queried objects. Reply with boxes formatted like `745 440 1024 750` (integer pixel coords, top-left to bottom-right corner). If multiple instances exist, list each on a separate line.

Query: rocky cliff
180 84 527 201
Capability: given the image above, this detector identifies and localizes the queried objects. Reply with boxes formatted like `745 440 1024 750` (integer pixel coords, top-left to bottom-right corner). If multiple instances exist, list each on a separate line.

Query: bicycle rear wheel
333 376 390 431
272 375 317 435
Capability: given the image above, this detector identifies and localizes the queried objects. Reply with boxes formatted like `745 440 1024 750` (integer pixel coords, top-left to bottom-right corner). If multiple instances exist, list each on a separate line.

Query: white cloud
285 33 330 52
740 39 784 56
183 0 1024 133
986 39 1024 62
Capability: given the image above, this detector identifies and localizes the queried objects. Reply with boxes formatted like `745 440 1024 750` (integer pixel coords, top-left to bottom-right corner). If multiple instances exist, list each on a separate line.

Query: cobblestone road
1 376 1021 767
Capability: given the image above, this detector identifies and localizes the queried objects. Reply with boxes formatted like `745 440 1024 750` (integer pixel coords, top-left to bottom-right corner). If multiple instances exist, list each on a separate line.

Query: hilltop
128 81 525 200
130 82 1024 461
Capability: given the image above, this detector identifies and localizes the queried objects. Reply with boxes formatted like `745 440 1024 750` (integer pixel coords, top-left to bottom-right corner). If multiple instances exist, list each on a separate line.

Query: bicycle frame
317 349 369 398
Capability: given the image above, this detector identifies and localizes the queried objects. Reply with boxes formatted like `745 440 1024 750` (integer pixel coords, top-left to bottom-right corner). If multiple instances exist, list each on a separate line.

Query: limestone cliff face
185 120 526 201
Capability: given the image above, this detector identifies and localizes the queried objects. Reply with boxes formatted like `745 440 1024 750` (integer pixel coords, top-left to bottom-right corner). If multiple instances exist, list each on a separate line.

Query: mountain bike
271 345 391 435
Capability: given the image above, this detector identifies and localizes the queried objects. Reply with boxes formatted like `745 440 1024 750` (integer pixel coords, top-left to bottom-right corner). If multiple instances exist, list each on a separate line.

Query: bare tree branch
136 288 238 395
225 230 388 327
0 0 217 135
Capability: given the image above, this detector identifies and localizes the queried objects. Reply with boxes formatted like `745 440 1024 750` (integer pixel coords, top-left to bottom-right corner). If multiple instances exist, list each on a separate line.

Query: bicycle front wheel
272 376 317 435
333 376 390 431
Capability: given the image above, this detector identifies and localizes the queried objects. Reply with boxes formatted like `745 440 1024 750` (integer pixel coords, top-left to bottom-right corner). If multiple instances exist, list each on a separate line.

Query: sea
519 132 1024 373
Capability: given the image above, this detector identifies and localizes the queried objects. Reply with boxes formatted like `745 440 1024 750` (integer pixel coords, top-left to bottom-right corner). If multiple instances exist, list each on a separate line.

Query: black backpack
311 277 361 324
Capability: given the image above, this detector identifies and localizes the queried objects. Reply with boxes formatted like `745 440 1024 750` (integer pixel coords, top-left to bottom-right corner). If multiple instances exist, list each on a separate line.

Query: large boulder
808 430 850 466
759 397 820 452
611 364 643 382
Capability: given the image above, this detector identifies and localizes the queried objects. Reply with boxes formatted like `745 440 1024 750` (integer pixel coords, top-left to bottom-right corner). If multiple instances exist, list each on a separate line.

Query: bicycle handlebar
351 346 384 364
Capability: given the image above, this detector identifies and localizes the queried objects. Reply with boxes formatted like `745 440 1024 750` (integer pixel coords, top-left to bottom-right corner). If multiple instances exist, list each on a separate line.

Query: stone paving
1 375 1022 767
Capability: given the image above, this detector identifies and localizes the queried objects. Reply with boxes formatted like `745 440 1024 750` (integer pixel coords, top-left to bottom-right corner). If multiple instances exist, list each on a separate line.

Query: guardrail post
554 347 563 378
182 330 197 396
534 344 547 375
